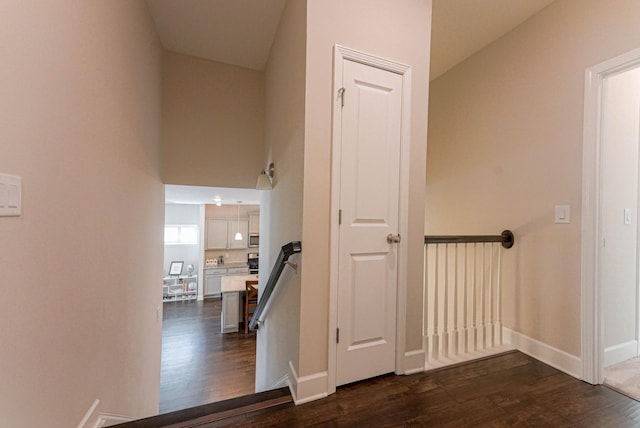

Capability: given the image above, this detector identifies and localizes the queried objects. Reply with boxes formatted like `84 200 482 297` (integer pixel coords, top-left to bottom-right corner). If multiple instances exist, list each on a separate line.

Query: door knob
387 233 401 244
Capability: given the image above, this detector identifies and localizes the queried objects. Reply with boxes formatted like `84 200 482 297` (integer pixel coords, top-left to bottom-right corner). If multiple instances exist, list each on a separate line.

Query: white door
336 59 403 386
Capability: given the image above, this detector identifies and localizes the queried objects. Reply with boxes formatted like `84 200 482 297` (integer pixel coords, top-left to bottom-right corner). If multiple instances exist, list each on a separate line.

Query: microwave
248 234 259 248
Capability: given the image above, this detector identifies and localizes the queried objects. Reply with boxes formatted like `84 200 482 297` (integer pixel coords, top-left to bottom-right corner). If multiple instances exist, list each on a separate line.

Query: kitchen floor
160 298 256 414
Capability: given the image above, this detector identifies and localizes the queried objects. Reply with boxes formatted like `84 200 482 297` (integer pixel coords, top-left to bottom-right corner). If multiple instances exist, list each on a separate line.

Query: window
164 225 198 245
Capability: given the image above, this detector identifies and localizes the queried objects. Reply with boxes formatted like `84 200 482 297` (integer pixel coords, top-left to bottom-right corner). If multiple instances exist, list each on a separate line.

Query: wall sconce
256 162 275 190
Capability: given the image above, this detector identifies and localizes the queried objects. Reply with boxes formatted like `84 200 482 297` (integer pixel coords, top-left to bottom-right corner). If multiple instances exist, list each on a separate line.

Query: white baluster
431 244 440 362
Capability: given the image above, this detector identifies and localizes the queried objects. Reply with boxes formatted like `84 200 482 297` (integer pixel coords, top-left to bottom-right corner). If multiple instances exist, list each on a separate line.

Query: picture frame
169 261 184 276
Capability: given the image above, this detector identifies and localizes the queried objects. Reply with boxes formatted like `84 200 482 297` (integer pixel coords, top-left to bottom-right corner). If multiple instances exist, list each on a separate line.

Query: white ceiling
165 185 262 205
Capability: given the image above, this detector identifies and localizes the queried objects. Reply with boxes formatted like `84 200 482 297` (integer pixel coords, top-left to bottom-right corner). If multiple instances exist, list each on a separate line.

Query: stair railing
248 241 302 330
423 230 515 369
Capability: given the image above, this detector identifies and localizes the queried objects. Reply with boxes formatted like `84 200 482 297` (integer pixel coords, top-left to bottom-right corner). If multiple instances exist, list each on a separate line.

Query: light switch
624 208 632 225
0 173 21 216
554 205 570 224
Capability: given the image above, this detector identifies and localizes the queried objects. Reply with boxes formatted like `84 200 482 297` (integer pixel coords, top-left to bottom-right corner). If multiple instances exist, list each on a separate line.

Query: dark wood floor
160 298 256 413
207 352 640 427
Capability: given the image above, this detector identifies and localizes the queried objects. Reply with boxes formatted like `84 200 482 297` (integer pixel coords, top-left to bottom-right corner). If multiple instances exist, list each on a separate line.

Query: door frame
328 45 412 394
582 47 640 384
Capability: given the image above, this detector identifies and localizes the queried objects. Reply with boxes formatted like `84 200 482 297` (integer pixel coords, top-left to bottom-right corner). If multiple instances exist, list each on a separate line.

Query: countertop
204 262 248 270
221 274 259 293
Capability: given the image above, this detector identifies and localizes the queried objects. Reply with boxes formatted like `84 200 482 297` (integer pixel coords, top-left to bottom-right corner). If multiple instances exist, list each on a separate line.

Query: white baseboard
77 399 135 428
77 399 101 428
503 327 582 379
287 361 328 405
401 349 426 375
98 413 135 427
604 340 638 368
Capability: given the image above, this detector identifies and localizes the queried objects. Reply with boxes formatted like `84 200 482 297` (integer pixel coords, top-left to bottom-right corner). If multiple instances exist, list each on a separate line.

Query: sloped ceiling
147 0 286 70
149 0 558 204
147 0 557 78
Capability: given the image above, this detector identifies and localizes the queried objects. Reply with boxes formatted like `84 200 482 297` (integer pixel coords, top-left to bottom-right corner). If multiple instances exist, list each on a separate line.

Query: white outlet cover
0 174 22 216
554 205 570 224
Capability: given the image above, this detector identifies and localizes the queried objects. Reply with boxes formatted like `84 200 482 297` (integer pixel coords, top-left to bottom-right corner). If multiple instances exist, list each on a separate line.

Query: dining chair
244 280 259 334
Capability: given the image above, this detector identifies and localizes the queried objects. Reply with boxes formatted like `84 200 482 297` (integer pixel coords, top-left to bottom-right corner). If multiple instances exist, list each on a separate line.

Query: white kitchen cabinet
204 268 226 297
248 211 260 234
206 219 228 250
221 291 240 333
228 220 248 249
205 218 249 249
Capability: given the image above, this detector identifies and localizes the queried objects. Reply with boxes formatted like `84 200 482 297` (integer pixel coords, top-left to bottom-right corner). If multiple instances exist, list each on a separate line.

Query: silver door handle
387 234 401 244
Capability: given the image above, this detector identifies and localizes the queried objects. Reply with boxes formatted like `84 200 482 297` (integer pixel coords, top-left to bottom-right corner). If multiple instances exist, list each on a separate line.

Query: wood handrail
424 230 514 249
248 241 301 330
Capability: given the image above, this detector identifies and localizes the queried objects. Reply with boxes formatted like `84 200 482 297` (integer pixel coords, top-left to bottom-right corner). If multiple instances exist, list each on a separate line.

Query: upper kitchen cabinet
248 211 260 235
206 219 229 249
206 218 249 250
204 204 258 250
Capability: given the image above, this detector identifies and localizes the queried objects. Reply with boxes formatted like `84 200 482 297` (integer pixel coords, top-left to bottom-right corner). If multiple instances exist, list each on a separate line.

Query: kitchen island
221 274 258 333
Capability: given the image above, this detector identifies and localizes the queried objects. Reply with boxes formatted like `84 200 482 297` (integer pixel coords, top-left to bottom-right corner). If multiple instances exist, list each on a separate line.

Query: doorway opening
582 48 640 393
161 184 263 413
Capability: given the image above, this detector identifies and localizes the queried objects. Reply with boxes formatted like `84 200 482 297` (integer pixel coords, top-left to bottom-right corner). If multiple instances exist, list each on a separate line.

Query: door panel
336 59 403 386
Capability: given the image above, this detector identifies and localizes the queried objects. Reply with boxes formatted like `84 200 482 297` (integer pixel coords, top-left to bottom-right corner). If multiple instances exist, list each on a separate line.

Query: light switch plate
554 205 570 224
0 173 22 216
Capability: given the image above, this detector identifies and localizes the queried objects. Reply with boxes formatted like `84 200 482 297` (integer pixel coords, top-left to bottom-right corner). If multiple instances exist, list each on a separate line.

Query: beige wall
255 0 306 391
426 0 640 358
161 51 265 188
0 1 163 427
301 0 431 377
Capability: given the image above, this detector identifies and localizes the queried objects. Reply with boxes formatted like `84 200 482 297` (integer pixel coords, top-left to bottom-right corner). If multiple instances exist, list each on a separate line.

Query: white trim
77 400 134 428
77 399 101 428
604 340 639 368
401 349 426 375
287 361 328 405
328 44 413 395
503 327 582 379
97 413 135 427
581 47 640 385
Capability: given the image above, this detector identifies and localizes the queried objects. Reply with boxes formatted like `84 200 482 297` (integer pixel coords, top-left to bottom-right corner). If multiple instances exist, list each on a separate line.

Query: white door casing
329 45 412 389
582 47 640 384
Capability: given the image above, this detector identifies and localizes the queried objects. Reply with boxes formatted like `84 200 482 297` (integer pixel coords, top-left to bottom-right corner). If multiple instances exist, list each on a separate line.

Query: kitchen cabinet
206 219 228 249
204 266 249 298
204 268 226 297
205 218 249 249
221 274 258 333
248 211 260 234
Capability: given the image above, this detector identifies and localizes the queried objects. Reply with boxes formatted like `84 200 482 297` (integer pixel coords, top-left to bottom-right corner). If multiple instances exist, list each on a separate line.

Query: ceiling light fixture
234 202 243 241
256 162 275 190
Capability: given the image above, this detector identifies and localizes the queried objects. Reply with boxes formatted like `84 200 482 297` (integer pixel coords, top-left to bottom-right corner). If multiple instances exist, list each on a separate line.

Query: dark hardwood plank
119 350 640 427
160 299 256 413
211 352 640 428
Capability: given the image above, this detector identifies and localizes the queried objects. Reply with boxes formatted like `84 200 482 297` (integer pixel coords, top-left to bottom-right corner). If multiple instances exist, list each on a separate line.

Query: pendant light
234 202 243 241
